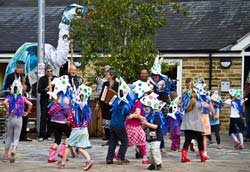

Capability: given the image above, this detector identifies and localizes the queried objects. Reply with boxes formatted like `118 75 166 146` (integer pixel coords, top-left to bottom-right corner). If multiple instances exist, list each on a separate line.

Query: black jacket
38 75 56 100
4 71 31 94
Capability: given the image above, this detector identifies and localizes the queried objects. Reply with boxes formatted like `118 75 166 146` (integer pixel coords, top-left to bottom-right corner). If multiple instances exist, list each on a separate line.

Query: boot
190 142 195 152
181 149 190 162
48 147 57 163
199 150 208 162
58 143 66 158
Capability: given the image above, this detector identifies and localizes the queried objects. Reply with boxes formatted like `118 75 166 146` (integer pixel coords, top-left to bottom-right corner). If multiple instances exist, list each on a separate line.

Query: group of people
1 57 250 171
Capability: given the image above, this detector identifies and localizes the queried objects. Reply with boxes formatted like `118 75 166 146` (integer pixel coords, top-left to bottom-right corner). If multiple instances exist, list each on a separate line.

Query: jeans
106 127 128 161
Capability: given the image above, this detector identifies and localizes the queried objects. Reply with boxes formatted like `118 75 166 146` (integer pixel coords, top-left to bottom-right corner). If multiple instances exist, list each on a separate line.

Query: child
167 91 183 151
57 84 93 171
224 89 246 149
47 75 72 163
180 90 208 162
207 91 223 149
106 77 133 165
141 93 163 170
2 79 32 163
125 80 152 164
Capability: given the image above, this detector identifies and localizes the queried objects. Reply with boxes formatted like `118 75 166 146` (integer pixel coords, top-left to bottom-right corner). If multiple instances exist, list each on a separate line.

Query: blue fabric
209 106 220 125
9 94 24 118
110 97 131 128
2 42 38 90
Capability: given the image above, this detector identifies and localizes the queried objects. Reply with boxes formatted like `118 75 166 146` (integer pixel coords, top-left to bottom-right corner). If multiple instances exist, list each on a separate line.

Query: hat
45 64 53 71
117 77 131 103
104 65 111 70
141 92 160 110
132 80 153 99
151 56 162 75
167 97 179 119
229 89 242 98
10 79 23 95
211 91 222 103
73 83 92 109
47 75 71 100
107 69 116 77
16 60 25 68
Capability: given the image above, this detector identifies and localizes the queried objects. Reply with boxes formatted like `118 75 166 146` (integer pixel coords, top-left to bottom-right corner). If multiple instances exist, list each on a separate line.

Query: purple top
125 100 143 126
49 103 71 124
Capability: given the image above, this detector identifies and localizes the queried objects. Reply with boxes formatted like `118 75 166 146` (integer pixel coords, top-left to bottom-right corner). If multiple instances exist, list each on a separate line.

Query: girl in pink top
126 100 150 164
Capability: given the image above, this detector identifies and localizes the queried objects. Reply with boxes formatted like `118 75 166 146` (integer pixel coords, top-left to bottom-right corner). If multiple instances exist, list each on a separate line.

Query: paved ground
1 135 250 172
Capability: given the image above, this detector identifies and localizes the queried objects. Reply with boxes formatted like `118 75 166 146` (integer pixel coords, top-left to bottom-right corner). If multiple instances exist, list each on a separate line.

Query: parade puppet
2 4 89 88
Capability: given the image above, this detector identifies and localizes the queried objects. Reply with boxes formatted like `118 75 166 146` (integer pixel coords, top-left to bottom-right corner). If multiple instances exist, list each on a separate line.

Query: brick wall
182 57 242 133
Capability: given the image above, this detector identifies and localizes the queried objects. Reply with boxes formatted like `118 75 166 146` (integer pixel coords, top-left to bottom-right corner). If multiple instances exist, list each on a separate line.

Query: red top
68 110 88 128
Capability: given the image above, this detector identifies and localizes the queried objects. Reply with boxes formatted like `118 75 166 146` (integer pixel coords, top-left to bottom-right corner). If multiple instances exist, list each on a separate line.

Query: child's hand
140 117 147 124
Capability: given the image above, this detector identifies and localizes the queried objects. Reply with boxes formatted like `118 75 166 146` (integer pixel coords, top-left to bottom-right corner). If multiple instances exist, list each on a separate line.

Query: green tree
71 0 186 83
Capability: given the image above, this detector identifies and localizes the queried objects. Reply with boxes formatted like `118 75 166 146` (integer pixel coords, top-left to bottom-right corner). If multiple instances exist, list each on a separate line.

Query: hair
185 90 197 112
170 91 178 100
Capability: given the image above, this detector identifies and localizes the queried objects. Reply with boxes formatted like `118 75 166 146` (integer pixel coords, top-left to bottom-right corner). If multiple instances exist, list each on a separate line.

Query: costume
5 79 26 149
106 77 132 163
224 89 246 149
140 93 164 170
167 97 183 151
3 78 32 163
46 75 72 163
67 83 92 149
208 91 224 147
124 80 152 164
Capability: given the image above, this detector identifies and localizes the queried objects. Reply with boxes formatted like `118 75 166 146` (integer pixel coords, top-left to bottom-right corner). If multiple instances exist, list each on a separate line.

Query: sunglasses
46 70 53 73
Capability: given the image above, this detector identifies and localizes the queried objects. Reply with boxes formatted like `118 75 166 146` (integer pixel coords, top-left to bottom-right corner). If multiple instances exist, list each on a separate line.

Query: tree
71 0 186 83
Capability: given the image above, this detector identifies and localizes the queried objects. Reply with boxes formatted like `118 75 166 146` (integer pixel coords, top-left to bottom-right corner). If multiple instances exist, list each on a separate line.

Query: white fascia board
231 32 250 51
160 52 242 58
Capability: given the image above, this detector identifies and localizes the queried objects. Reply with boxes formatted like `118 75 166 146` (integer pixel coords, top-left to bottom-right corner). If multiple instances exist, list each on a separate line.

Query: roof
0 0 250 52
156 0 250 51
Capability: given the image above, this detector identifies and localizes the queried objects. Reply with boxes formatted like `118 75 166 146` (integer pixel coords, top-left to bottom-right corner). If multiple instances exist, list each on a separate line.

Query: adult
96 65 111 95
37 65 56 142
68 64 83 92
4 60 31 141
95 69 119 143
244 71 250 142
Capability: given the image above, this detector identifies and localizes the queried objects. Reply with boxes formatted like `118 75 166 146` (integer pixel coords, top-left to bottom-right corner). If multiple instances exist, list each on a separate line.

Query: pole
37 0 45 134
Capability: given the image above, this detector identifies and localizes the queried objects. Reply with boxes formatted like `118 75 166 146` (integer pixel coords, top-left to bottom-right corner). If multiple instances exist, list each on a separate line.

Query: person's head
69 64 77 77
106 69 116 81
151 73 160 83
45 65 53 77
185 78 193 89
170 91 178 101
144 106 151 115
15 60 25 74
140 69 149 82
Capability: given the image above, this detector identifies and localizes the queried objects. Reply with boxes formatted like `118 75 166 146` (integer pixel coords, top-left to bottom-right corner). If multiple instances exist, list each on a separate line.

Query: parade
1 1 250 172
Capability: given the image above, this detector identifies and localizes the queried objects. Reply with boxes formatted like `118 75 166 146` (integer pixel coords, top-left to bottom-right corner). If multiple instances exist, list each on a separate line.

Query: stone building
0 0 250 133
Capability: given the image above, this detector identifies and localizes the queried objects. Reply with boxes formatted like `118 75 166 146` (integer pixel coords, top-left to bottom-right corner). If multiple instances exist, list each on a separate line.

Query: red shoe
181 149 190 162
234 141 240 149
142 159 151 164
199 150 208 162
114 152 119 160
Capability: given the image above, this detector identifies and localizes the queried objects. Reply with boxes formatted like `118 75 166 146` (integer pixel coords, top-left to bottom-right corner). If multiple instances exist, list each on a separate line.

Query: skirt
200 114 211 135
229 117 245 135
126 125 146 147
67 128 92 149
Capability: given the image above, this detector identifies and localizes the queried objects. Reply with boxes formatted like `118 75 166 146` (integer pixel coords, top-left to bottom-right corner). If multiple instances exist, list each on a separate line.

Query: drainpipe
209 53 212 91
241 49 245 92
